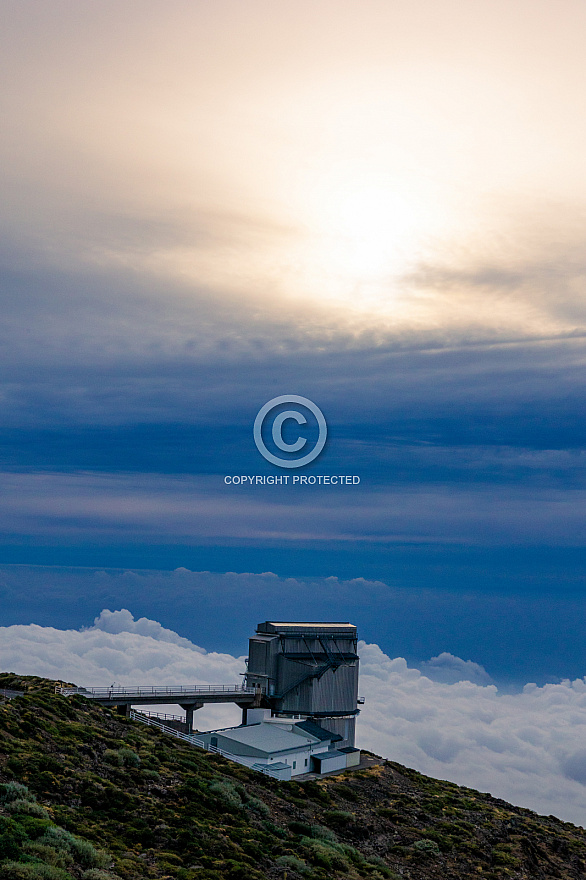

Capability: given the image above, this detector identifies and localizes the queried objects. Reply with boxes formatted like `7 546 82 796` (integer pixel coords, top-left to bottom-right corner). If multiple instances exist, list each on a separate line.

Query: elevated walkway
0 687 24 704
58 684 263 730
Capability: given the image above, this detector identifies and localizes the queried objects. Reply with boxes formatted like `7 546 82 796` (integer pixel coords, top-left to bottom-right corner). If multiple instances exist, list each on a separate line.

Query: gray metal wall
246 622 360 747
315 716 356 750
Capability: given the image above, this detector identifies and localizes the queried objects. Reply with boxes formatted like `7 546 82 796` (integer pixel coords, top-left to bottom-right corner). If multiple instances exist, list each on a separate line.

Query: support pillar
180 702 203 733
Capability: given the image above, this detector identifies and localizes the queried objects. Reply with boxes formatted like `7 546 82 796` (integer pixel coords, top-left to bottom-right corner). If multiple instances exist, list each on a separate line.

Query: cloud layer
3 612 586 825
2 565 586 688
358 642 586 825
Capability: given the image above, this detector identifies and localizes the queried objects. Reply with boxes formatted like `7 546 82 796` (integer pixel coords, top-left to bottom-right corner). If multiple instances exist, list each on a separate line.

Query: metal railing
130 711 284 780
138 711 187 723
57 684 259 699
0 688 24 699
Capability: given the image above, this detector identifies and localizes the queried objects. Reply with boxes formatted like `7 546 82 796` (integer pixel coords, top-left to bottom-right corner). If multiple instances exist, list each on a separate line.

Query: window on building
210 737 217 747
305 758 308 766
293 761 296 769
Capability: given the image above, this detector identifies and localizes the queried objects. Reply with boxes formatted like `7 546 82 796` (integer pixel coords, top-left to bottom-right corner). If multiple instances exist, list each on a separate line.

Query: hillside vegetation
1 673 586 880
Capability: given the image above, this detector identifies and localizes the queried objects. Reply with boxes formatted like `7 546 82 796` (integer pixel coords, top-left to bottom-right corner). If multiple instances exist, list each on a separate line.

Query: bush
275 854 308 873
36 826 111 869
244 796 270 817
6 800 50 819
413 838 441 856
23 842 74 868
81 871 122 880
208 780 242 809
288 821 312 837
117 748 140 768
0 862 74 880
333 783 359 802
299 837 349 870
16 817 53 840
70 838 111 869
0 816 29 860
0 782 36 804
309 824 338 843
367 855 400 878
37 827 76 851
103 750 122 767
323 809 353 828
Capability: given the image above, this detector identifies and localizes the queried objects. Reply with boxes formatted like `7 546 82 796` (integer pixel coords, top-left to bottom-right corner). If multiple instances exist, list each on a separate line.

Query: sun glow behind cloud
2 0 586 343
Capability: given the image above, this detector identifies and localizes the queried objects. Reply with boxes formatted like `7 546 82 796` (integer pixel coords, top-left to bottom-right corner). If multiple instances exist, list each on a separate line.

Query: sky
1 0 585 819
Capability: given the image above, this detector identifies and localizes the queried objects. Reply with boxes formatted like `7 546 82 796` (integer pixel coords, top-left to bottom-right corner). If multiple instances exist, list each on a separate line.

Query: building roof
253 762 290 771
294 719 342 742
212 722 317 755
257 621 356 635
313 748 346 760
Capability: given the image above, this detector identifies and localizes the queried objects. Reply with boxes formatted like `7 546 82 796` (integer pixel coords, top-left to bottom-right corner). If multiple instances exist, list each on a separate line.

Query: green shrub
6 800 50 819
37 827 76 851
261 820 288 839
208 780 242 809
23 841 74 868
309 825 338 844
0 782 36 804
0 816 29 860
275 854 308 872
366 856 399 878
117 748 140 768
299 838 348 870
492 846 521 868
413 838 441 856
81 871 122 880
16 817 53 840
0 862 74 880
103 750 122 767
244 796 270 817
70 838 111 869
333 784 359 802
36 826 110 869
288 821 312 837
323 809 353 827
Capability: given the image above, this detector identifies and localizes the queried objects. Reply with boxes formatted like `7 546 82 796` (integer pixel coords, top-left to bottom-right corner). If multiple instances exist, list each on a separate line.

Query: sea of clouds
3 609 586 827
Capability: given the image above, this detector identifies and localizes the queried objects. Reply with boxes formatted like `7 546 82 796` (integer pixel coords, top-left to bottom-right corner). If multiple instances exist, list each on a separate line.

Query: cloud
3 614 586 825
419 652 494 686
0 613 247 730
2 3 586 403
2 564 586 689
357 641 586 826
0 470 583 548
88 608 205 653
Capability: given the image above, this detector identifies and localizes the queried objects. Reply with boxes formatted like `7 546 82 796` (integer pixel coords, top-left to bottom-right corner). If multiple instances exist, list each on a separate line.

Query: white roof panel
216 722 317 754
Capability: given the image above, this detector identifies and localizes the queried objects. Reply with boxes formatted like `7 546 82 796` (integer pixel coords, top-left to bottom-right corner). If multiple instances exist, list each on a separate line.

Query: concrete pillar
116 703 131 717
180 702 203 733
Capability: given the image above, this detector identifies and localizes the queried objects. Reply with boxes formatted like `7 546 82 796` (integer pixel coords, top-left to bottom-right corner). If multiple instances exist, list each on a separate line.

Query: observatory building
245 621 360 749
60 619 363 779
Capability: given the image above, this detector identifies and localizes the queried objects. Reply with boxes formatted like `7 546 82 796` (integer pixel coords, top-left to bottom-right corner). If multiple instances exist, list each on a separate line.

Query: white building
196 718 360 780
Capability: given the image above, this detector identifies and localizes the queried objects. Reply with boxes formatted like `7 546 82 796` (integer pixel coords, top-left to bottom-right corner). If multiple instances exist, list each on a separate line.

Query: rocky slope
1 672 586 880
